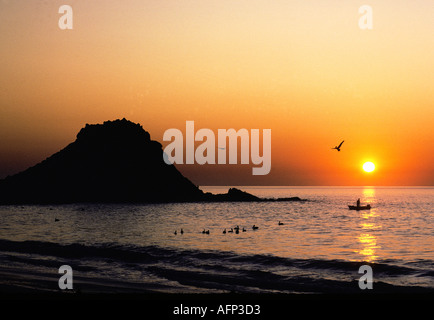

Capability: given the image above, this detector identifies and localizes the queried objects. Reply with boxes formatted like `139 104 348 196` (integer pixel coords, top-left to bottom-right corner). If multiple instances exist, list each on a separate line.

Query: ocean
0 186 433 295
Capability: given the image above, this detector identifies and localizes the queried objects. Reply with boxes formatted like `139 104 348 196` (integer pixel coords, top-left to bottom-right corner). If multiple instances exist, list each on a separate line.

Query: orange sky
0 1 433 185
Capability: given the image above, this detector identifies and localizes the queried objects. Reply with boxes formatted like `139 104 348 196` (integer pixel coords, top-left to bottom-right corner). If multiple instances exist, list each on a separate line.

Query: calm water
0 186 433 294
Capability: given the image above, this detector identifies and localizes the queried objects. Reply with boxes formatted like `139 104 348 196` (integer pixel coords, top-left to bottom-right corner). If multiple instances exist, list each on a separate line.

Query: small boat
348 204 371 210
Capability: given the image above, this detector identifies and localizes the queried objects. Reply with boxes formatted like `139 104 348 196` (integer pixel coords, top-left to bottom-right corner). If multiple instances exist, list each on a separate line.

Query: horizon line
199 185 434 188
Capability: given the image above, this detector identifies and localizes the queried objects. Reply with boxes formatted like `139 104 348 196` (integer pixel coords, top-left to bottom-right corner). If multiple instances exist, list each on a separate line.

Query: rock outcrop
0 119 203 204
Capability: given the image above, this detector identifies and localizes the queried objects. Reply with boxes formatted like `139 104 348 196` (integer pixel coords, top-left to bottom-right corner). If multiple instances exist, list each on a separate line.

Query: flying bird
332 140 344 152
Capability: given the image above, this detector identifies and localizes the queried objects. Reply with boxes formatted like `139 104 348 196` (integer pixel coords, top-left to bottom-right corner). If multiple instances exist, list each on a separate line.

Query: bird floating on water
174 230 177 235
223 229 226 234
252 225 259 230
278 221 284 225
332 140 344 152
180 229 184 235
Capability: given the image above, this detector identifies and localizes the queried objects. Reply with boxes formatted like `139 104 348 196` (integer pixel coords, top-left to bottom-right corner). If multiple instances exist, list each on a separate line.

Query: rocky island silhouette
0 119 304 204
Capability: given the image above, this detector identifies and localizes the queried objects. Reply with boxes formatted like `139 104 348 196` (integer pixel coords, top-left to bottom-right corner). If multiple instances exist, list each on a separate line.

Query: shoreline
0 187 308 205
1 261 432 298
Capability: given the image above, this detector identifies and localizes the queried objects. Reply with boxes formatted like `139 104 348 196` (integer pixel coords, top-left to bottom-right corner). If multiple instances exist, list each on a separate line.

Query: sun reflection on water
356 187 381 262
357 233 379 262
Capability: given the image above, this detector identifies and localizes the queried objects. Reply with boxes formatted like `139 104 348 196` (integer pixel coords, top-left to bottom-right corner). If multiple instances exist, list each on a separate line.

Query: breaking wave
0 239 432 294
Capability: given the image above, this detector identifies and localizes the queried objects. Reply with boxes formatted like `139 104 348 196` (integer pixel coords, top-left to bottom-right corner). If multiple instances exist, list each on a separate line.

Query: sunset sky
0 0 433 186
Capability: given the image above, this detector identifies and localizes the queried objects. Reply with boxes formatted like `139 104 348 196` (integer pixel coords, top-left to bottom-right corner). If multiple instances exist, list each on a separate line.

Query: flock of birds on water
174 221 285 235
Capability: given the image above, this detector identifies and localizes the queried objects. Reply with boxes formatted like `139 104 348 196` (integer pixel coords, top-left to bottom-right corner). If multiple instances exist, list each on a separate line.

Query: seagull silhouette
332 140 344 152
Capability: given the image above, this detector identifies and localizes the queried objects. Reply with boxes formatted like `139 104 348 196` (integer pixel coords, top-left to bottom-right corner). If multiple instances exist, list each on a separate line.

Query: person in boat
357 198 361 207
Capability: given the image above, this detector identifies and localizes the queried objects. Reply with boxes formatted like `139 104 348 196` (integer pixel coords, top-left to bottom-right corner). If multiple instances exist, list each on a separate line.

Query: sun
363 162 375 173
